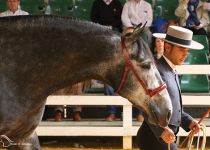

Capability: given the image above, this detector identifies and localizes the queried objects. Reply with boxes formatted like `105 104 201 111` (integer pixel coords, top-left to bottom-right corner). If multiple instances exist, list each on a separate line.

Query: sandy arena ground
0 137 209 150
40 136 210 150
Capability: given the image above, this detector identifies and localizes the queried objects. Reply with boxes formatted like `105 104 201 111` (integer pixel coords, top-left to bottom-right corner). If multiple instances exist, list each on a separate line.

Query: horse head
113 23 172 127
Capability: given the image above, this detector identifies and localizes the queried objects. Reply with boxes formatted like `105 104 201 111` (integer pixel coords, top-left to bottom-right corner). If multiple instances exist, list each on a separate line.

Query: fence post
123 104 133 149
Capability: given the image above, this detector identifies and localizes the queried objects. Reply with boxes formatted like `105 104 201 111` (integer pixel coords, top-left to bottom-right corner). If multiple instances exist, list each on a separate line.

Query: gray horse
0 16 172 150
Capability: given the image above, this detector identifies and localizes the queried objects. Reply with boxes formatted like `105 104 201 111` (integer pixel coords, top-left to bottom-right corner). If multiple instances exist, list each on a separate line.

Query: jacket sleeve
146 110 193 140
181 110 193 132
146 4 153 26
145 120 165 140
121 3 133 27
187 2 201 25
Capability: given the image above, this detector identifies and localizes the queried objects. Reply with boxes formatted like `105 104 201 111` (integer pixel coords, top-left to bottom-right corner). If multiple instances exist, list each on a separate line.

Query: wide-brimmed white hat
153 26 204 50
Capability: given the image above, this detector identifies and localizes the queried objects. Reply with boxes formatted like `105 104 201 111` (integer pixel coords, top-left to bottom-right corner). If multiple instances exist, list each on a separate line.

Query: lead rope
187 124 206 150
177 109 210 150
167 124 207 150
168 143 170 150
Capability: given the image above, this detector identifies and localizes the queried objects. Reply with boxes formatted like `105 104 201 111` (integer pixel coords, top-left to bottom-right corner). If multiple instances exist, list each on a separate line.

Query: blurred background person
91 0 123 32
91 0 123 121
175 0 209 35
151 38 165 59
0 0 29 16
53 82 86 121
121 0 153 45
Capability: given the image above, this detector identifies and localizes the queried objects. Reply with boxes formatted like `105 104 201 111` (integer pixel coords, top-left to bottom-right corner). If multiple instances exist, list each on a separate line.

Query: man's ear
164 42 172 51
164 42 173 57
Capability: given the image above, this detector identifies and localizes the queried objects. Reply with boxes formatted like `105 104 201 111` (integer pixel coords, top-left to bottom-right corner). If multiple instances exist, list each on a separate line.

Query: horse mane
0 15 118 36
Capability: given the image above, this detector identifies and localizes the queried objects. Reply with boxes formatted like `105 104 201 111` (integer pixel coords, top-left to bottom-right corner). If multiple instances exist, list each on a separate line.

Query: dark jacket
91 0 122 31
137 57 193 150
186 0 201 26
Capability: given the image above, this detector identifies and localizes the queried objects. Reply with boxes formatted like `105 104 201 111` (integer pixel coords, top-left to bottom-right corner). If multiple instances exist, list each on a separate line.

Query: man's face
164 42 190 65
7 0 20 13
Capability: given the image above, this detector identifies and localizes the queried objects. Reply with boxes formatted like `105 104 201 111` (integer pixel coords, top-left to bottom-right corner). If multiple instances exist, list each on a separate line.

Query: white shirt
121 0 153 28
0 9 29 17
163 55 177 72
103 0 113 5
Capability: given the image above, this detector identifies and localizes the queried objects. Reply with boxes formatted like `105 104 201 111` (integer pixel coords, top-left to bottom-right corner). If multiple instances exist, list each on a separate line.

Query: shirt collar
134 0 142 4
103 0 112 5
6 8 20 15
163 55 177 73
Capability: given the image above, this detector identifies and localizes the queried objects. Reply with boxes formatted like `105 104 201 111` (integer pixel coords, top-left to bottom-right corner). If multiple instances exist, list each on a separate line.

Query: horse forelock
137 37 154 62
0 15 116 36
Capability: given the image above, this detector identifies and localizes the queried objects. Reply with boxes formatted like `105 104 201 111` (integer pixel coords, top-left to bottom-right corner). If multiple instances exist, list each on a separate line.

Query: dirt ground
40 136 210 150
0 136 209 150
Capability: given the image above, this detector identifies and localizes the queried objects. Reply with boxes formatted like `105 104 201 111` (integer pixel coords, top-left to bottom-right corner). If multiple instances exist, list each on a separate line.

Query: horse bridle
115 37 167 97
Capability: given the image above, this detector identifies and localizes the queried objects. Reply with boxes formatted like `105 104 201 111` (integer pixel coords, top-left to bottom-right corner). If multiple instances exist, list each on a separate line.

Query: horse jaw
113 85 172 127
147 90 172 127
127 86 172 127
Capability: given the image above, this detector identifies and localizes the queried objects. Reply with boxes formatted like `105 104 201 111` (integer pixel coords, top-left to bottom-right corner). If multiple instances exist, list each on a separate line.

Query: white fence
36 65 210 149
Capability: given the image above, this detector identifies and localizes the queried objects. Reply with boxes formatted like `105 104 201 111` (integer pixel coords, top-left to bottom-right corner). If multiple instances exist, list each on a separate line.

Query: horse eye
130 54 136 59
139 61 151 69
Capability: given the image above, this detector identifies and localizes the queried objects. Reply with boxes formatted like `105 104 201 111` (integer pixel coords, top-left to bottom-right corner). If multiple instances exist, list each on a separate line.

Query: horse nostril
167 110 172 121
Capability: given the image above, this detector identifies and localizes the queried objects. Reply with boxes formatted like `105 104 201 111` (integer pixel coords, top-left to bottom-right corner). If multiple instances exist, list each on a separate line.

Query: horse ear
122 22 147 45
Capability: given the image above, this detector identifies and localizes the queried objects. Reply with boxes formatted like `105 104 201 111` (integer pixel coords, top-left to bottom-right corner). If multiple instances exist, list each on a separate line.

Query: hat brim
153 33 204 50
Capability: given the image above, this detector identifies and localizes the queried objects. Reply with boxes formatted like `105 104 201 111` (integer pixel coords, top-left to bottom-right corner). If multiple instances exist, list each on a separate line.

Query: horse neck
0 17 124 98
54 33 123 87
31 27 123 95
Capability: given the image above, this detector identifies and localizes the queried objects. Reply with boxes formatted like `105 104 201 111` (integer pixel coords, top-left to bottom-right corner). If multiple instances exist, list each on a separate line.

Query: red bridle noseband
115 37 167 97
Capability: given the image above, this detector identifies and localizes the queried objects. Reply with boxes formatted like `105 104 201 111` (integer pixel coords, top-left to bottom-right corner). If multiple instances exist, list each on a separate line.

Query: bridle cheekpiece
115 37 167 97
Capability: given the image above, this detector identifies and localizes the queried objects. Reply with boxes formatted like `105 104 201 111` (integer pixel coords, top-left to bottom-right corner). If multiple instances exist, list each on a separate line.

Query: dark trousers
136 122 178 150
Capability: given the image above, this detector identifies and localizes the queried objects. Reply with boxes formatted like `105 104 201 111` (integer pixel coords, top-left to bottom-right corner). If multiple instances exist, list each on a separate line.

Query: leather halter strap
115 37 167 97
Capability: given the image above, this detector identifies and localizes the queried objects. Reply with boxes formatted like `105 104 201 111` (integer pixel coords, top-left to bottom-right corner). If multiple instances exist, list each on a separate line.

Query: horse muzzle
148 101 172 127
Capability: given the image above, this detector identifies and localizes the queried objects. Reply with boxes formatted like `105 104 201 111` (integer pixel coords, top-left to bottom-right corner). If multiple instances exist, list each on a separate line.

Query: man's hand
160 127 176 144
189 120 200 134
194 23 203 30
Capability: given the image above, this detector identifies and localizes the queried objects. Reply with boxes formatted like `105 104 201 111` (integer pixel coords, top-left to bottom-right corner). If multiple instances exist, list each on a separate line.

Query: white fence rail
176 65 210 74
36 65 210 149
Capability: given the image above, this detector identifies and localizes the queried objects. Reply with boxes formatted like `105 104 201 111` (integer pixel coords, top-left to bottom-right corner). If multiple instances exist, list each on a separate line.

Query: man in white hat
136 26 203 150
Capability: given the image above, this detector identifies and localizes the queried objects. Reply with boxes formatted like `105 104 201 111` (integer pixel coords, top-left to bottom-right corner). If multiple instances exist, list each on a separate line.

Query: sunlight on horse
0 16 172 150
